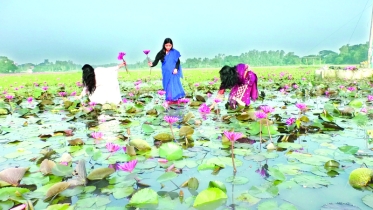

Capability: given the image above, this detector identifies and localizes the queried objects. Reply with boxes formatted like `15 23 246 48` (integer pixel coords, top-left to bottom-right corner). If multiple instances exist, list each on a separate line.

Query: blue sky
0 0 371 65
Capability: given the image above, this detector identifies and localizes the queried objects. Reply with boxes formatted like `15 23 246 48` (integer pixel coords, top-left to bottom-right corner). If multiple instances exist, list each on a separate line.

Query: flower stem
106 152 113 160
259 121 262 152
266 118 272 143
169 124 175 140
231 142 237 174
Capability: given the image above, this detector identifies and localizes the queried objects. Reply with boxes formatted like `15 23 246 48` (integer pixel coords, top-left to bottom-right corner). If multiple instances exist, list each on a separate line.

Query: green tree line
0 42 369 73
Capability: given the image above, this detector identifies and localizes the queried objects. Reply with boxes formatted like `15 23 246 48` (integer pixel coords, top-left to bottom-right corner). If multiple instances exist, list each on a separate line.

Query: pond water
1 85 373 210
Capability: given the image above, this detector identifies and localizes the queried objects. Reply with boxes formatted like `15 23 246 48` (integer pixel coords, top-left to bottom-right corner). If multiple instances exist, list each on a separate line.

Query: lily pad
292 174 331 188
87 168 115 180
225 176 249 185
193 188 228 210
156 172 178 183
126 188 158 209
159 142 183 161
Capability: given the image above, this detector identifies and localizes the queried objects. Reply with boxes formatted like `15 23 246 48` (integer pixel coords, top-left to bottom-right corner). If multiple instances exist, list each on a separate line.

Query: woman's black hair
158 38 173 62
81 64 96 95
219 65 241 89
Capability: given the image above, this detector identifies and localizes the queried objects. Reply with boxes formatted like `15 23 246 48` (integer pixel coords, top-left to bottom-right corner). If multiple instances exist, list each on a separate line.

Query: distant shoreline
0 65 325 76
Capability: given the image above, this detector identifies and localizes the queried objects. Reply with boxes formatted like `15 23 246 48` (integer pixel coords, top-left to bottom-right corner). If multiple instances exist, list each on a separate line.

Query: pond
1 79 373 210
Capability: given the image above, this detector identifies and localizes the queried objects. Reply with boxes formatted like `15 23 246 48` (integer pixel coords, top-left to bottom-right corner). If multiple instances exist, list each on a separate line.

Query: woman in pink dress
76 62 126 105
211 63 258 109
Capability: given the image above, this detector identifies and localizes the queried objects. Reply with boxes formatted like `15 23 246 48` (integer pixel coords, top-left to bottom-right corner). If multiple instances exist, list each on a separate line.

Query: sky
0 0 372 65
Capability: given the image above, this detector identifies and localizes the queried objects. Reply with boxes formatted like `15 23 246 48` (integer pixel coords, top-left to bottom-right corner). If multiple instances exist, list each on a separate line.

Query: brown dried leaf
0 167 29 186
45 182 70 200
40 159 56 175
87 168 115 180
68 138 84 146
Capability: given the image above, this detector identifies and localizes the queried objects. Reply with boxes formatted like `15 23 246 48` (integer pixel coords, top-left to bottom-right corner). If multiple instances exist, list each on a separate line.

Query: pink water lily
27 97 33 103
293 84 298 89
347 86 356 91
164 116 179 124
143 50 150 55
260 105 274 114
70 91 77 96
91 132 103 139
179 98 190 104
255 111 267 119
42 86 48 91
58 92 67 97
10 203 26 210
157 90 166 96
106 142 120 153
223 130 243 174
5 95 14 100
123 146 127 153
223 131 243 142
286 117 296 125
368 95 373 101
60 161 68 166
117 159 138 173
158 158 168 163
295 103 307 110
214 98 222 103
117 52 126 60
199 103 211 114
89 101 97 107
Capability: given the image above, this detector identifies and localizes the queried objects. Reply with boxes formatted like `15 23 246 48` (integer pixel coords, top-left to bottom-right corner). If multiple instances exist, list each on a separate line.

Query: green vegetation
0 42 368 73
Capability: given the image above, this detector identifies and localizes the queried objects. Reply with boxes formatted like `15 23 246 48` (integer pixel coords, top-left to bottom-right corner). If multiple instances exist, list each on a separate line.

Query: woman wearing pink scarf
211 63 258 109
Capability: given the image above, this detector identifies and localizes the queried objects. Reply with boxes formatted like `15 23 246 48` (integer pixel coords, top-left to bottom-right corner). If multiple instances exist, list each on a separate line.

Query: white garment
81 66 121 105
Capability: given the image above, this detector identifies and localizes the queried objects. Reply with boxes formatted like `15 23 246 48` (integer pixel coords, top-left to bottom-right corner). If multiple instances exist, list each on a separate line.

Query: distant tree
0 56 17 73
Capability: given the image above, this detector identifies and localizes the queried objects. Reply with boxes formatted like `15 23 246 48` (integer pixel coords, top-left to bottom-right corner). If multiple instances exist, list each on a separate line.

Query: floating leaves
156 172 178 183
193 188 227 210
153 133 173 142
226 176 249 185
129 139 151 151
87 168 115 180
159 142 183 161
0 167 29 186
362 194 373 208
208 181 226 193
321 202 361 210
126 188 158 209
40 159 56 175
338 145 359 155
292 174 331 188
45 182 70 201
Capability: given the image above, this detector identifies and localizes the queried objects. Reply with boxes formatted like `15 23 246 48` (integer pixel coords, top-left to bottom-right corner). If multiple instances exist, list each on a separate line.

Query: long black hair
219 65 241 90
82 64 96 95
158 38 173 62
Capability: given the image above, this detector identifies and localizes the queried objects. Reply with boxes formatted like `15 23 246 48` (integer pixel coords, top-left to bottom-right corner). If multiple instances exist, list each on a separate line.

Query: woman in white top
77 62 126 105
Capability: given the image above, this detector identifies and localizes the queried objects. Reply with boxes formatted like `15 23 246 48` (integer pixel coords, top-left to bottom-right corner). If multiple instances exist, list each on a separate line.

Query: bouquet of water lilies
343 65 358 71
117 52 129 74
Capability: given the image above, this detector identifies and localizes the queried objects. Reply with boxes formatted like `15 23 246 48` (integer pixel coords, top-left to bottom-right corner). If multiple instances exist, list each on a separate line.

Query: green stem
231 142 236 174
259 121 262 152
169 124 175 140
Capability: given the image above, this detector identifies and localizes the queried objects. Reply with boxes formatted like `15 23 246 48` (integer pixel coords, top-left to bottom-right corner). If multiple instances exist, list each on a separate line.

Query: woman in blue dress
148 38 185 104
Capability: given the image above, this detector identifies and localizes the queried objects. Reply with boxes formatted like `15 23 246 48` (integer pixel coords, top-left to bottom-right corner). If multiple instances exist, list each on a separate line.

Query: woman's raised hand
148 62 152 67
118 61 126 68
173 69 178 74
